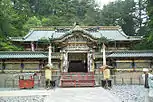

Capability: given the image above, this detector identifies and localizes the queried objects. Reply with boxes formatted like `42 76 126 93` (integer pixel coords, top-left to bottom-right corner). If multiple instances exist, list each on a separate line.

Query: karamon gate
59 26 96 87
60 26 96 74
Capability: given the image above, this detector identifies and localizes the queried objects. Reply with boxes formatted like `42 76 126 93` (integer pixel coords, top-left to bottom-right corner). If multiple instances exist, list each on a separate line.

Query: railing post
122 78 124 85
130 78 132 85
98 69 101 86
4 79 6 88
139 77 141 85
114 76 116 85
12 79 15 88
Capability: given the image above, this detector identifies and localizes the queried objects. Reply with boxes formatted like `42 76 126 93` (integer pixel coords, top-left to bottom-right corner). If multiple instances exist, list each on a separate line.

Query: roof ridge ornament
72 25 83 31
72 22 83 31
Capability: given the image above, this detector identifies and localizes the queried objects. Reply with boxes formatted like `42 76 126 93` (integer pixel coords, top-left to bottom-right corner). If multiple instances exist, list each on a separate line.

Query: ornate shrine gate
60 30 95 87
60 31 95 73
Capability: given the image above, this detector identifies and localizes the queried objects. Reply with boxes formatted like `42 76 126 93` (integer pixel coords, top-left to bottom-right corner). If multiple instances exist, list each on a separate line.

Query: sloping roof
0 51 152 59
10 26 142 42
108 51 153 58
94 52 113 58
0 52 61 59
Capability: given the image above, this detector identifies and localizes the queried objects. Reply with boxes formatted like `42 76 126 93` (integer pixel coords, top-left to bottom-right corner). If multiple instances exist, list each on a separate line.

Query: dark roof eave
107 56 153 58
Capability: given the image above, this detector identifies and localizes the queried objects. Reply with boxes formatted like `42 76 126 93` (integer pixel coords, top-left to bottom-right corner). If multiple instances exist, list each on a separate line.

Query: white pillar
90 51 93 72
88 50 93 72
31 42 35 51
102 43 110 79
48 45 52 65
65 51 68 72
103 43 106 65
63 50 68 72
87 52 90 72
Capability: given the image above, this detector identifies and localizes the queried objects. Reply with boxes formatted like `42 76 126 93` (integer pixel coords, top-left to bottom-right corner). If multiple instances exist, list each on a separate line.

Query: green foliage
99 0 138 36
134 0 153 50
0 0 151 50
0 0 13 37
0 36 23 51
23 16 41 31
38 37 50 44
97 36 110 51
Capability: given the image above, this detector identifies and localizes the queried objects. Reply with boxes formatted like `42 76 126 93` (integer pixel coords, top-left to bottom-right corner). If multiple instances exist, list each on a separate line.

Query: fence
94 74 144 86
2 72 145 88
112 76 143 85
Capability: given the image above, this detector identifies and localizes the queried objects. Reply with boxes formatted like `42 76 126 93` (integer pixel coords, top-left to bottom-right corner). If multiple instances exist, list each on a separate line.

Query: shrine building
0 25 153 73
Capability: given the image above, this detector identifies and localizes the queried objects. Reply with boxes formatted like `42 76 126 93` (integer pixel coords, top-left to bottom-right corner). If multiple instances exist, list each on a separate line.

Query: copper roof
10 26 142 42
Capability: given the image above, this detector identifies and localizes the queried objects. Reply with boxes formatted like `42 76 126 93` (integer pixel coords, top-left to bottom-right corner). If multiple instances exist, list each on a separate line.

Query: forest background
0 0 153 50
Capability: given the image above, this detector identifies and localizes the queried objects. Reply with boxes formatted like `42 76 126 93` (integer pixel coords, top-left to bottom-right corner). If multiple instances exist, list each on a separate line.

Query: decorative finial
73 22 76 26
73 22 79 26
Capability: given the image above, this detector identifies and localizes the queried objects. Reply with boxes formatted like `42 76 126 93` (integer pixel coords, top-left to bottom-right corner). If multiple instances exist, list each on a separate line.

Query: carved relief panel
62 33 92 51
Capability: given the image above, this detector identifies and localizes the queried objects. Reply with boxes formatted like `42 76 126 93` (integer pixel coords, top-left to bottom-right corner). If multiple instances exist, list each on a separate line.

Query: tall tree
133 0 153 49
145 0 153 48
0 0 23 50
0 0 13 37
99 0 137 36
135 0 148 36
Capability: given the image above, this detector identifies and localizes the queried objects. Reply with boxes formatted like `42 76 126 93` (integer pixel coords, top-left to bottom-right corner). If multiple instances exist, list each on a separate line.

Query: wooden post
130 77 132 85
98 69 101 85
102 43 110 80
122 78 124 85
4 79 6 88
139 77 141 85
114 76 116 85
12 79 15 88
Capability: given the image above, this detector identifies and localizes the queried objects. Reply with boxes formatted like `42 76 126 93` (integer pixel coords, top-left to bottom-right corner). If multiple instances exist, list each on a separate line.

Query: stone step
60 72 95 87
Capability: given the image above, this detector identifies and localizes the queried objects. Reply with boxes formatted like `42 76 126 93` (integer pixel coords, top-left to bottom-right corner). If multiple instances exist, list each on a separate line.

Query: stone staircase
60 72 95 87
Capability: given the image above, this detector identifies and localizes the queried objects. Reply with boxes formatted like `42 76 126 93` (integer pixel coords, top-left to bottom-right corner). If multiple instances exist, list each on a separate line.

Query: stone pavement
149 89 153 102
0 87 120 102
44 88 120 102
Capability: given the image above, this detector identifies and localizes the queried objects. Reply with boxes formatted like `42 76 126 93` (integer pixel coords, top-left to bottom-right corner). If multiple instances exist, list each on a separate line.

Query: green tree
97 36 110 52
0 0 13 37
134 0 153 49
135 0 148 36
99 0 137 36
23 16 41 31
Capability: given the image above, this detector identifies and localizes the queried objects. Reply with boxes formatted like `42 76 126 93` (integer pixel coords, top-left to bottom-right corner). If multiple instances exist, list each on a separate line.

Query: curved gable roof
55 25 97 42
10 26 142 42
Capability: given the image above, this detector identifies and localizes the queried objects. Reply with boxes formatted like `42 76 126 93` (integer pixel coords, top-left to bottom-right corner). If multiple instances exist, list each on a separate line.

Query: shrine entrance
68 53 87 72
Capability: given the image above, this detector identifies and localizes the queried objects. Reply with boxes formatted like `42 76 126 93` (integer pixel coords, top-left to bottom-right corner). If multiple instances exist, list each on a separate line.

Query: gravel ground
107 85 147 102
0 85 149 102
0 96 46 102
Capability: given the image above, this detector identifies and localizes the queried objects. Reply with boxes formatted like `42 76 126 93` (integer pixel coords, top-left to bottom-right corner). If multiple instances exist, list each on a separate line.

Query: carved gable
62 32 94 51
62 31 95 43
66 34 88 42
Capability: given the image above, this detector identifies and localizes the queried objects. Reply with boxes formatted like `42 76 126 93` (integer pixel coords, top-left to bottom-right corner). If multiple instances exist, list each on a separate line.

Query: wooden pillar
114 41 117 49
60 53 63 72
102 43 110 80
132 59 135 71
2 60 5 72
150 59 153 69
92 59 95 72
62 50 68 72
88 50 93 72
20 60 24 72
31 42 35 51
39 60 43 70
